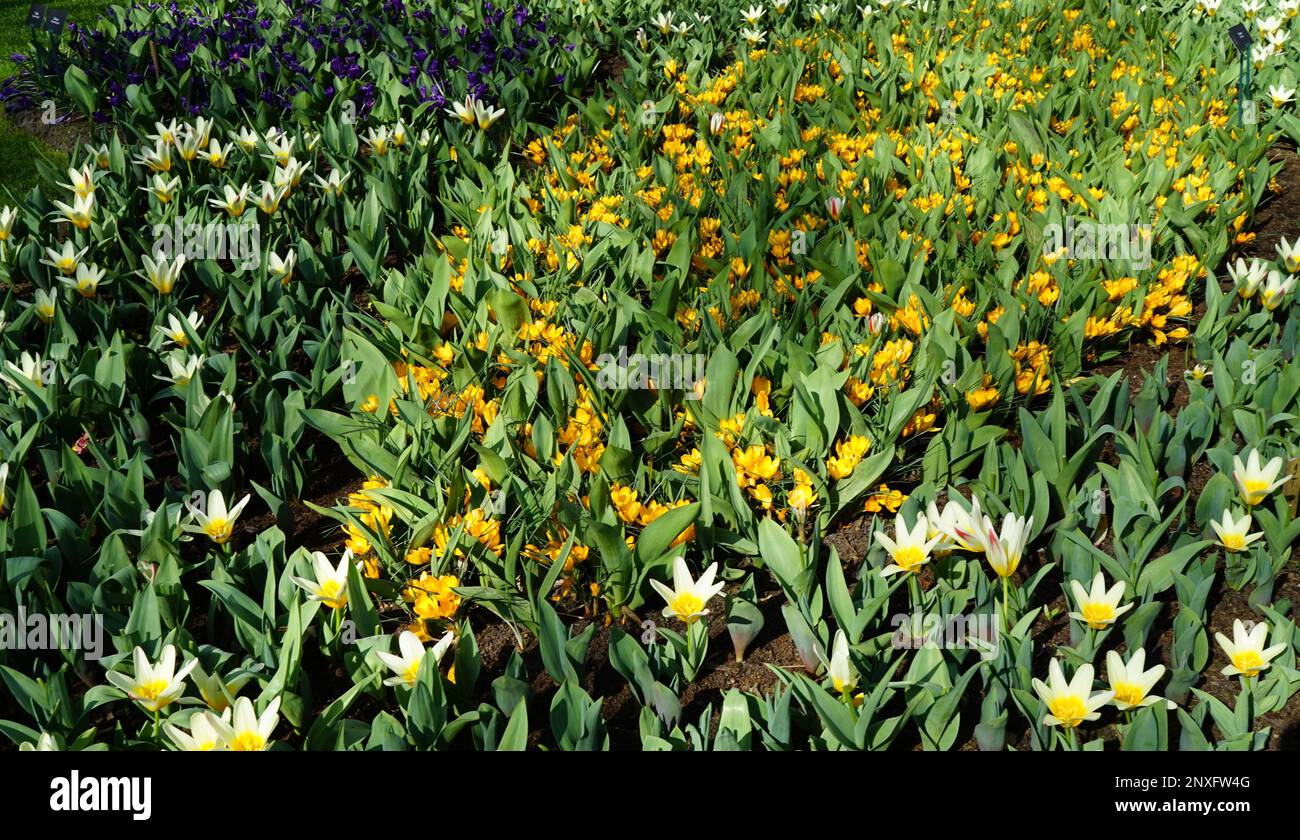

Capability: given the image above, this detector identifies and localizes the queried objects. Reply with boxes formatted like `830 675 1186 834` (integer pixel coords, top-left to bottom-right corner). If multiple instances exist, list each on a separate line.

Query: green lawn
0 0 115 199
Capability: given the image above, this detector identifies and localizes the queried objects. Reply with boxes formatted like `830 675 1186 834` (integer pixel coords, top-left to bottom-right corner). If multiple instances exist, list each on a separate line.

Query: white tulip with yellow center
1227 257 1268 298
447 96 478 126
651 11 674 34
251 181 286 215
0 206 15 242
2 351 46 391
1267 236 1300 277
292 550 354 610
1031 658 1114 728
875 513 940 576
1209 509 1263 553
1215 619 1286 678
378 630 455 687
62 263 105 299
164 709 229 751
148 118 180 146
157 311 204 348
827 630 857 695
184 489 251 545
263 134 296 166
268 251 296 285
473 99 506 130
0 462 9 515
273 158 307 192
982 512 1033 578
176 127 204 162
204 184 247 218
1106 649 1176 711
41 241 87 275
1068 572 1133 630
1259 270 1296 311
1232 449 1287 506
191 661 252 712
206 696 281 751
313 169 350 198
141 174 181 204
58 166 96 199
925 494 984 554
34 288 57 323
134 140 173 173
649 556 725 624
201 140 230 169
53 193 95 229
105 645 198 714
155 351 204 386
140 253 186 296
232 126 259 153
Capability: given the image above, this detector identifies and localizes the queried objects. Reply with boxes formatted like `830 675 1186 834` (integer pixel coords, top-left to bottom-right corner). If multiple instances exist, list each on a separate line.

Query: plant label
1227 24 1252 51
44 7 66 34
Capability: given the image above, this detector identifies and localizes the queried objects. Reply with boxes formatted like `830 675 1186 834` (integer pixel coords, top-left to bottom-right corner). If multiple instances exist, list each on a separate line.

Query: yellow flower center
893 545 926 572
670 592 706 622
402 658 422 686
202 690 230 713
136 678 170 702
1240 479 1269 504
228 731 266 751
1113 683 1145 707
1048 695 1088 727
1220 532 1246 552
1231 650 1264 676
318 578 347 608
205 518 232 544
1080 603 1115 628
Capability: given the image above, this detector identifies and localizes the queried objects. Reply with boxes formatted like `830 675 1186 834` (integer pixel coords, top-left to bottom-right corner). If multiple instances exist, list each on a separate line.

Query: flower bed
0 0 1299 752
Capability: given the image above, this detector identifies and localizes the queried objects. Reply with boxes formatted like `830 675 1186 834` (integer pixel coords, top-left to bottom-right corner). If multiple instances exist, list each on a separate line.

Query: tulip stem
152 709 160 741
1001 575 1010 634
